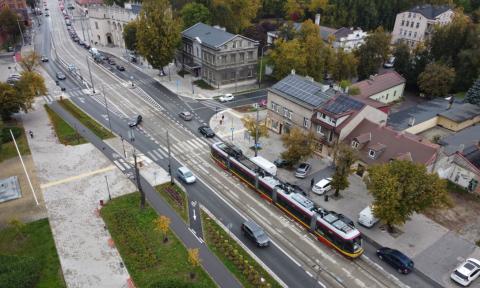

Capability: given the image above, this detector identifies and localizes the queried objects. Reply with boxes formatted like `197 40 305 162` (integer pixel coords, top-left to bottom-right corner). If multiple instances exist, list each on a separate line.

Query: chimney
305 76 314 82
291 69 296 75
315 13 321 26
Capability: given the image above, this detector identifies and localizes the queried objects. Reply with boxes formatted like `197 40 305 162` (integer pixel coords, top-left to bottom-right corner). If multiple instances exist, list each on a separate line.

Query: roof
321 94 364 116
409 4 451 19
345 119 439 166
269 74 333 109
334 27 356 38
438 103 480 122
319 25 337 41
462 145 480 170
439 125 480 155
351 71 405 99
182 23 238 49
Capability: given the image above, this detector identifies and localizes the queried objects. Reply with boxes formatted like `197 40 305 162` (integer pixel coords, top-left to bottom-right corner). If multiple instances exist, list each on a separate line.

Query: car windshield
252 229 265 238
465 262 478 270
184 171 193 178
455 270 469 280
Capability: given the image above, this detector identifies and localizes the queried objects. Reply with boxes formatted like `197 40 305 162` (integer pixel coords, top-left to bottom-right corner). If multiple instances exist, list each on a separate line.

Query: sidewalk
209 107 480 288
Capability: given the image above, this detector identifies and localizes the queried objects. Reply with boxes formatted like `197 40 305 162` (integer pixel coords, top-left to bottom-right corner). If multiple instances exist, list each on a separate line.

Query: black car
274 158 291 168
128 115 142 127
377 247 414 274
116 65 125 71
198 125 215 138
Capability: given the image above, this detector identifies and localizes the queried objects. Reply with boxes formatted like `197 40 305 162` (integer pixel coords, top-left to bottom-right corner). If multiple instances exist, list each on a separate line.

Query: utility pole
167 131 174 184
102 85 112 133
86 55 95 93
17 20 25 47
130 127 145 209
105 175 111 200
254 108 259 157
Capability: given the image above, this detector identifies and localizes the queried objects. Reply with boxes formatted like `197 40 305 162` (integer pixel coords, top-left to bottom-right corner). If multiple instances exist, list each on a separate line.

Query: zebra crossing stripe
114 160 128 171
192 138 207 149
152 149 164 159
156 148 168 158
171 145 183 154
147 151 158 161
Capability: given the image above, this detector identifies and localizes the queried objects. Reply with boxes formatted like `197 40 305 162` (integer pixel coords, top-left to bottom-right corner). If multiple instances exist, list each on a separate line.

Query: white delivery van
358 205 379 228
250 156 277 176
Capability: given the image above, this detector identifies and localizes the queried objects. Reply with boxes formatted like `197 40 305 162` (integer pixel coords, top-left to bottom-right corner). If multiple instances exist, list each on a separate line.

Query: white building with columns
86 3 140 48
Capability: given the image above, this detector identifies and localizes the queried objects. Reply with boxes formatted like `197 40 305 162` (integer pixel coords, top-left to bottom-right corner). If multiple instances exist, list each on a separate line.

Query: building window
222 55 227 64
239 53 244 62
414 32 417 38
416 22 420 28
368 149 376 158
283 108 288 118
401 20 404 26
410 21 414 28
248 69 252 77
406 21 409 26
303 117 309 128
394 90 397 97
231 71 235 80
409 31 412 37
408 12 411 18
271 102 276 111
230 54 236 63
351 140 359 149
238 41 242 47
316 125 324 135
386 93 389 100
233 41 237 48
95 22 99 29
288 111 293 119
248 51 253 59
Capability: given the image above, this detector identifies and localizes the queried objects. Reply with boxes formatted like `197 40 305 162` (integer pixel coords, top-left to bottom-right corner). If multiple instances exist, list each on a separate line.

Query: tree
15 71 47 100
123 21 138 52
418 62 455 98
465 78 480 105
330 144 357 197
154 215 171 243
212 0 261 33
19 52 40 72
269 39 306 80
392 41 411 78
0 82 23 120
367 160 451 232
136 0 181 74
356 27 391 80
187 248 201 279
307 0 328 13
284 0 304 21
348 86 360 96
241 114 268 143
180 2 212 29
300 20 330 81
0 8 25 44
331 49 358 82
280 127 316 165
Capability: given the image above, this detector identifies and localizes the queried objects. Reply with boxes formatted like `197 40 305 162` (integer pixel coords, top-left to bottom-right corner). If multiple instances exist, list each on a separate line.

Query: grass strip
44 105 87 145
201 210 282 288
0 122 31 162
193 80 215 90
155 182 189 222
101 193 215 288
0 218 66 288
58 99 114 140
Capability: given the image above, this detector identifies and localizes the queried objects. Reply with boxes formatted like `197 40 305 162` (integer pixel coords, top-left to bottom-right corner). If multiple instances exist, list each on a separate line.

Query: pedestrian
220 119 223 125
222 114 225 121
29 130 34 139
310 177 315 188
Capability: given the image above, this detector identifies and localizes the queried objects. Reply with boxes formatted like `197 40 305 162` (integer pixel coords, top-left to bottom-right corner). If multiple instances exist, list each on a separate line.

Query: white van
250 156 277 176
358 205 379 228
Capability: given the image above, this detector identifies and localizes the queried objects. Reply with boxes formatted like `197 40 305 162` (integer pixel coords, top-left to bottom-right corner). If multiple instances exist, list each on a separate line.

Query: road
35 2 435 287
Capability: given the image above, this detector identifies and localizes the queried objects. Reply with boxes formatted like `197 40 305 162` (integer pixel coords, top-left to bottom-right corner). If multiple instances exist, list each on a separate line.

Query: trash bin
324 195 329 202
100 200 104 206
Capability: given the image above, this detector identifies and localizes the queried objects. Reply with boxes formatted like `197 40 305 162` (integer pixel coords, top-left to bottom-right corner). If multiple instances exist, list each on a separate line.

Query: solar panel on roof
272 75 333 107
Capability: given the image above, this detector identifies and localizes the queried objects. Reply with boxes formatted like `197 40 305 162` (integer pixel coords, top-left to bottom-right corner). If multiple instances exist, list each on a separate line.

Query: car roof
181 111 191 115
383 248 411 263
316 178 332 185
178 166 191 173
457 259 480 276
243 220 262 231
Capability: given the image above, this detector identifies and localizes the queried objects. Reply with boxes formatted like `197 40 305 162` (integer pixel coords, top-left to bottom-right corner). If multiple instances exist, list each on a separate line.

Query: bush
193 80 215 90
1 127 22 144
0 254 41 288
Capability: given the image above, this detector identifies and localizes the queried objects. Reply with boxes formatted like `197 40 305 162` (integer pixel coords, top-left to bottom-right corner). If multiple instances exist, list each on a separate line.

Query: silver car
295 163 311 178
176 166 196 184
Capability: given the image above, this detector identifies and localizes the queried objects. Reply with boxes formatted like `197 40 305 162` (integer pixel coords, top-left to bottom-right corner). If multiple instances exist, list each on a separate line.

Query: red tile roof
345 119 439 166
351 71 406 99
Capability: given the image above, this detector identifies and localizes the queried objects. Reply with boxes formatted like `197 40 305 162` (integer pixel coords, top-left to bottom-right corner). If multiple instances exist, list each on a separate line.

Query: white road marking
147 151 158 161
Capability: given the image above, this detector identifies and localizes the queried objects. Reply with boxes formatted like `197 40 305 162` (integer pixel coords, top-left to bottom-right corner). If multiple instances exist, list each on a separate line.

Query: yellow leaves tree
19 51 40 72
284 0 304 21
154 215 171 243
241 114 268 143
280 127 316 165
212 0 260 34
269 39 306 80
307 0 328 13
187 248 201 279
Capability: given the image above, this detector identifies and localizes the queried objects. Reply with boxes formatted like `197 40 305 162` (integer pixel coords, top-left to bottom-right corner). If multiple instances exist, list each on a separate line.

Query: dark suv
377 247 414 274
241 220 270 247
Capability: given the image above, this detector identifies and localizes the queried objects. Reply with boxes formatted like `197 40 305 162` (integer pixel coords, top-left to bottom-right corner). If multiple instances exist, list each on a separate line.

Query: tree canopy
136 0 181 73
211 0 261 33
356 27 391 80
331 144 358 197
367 160 451 232
123 21 138 52
180 2 212 29
280 127 316 165
418 62 455 98
0 8 25 44
269 39 306 80
465 78 480 105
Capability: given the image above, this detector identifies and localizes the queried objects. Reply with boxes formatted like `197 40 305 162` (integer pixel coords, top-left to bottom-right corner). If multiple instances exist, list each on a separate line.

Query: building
267 14 367 52
0 0 29 25
350 71 406 105
179 23 259 88
266 72 334 135
345 119 440 176
311 94 387 157
391 4 453 47
437 145 480 194
86 3 140 47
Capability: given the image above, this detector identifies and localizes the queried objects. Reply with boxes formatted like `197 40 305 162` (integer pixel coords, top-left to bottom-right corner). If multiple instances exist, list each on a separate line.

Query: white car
176 166 196 184
219 93 234 102
383 56 395 68
451 258 480 286
312 177 332 195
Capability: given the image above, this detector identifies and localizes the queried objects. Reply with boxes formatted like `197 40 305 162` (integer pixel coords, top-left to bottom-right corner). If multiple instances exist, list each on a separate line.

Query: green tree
212 0 261 33
331 144 358 197
277 21 298 41
122 21 138 52
300 20 330 81
0 8 25 44
269 39 306 80
180 2 212 29
0 82 23 120
284 0 304 21
136 0 181 74
19 51 40 72
356 27 391 80
15 71 47 99
280 127 316 165
418 62 455 98
465 78 480 105
367 160 451 232
392 41 411 78
331 49 357 82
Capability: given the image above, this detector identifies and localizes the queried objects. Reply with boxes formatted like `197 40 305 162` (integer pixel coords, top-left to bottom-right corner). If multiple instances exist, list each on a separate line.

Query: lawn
0 121 31 163
155 182 188 222
58 99 114 140
201 210 281 288
0 218 65 288
193 79 215 90
44 105 87 145
101 193 215 288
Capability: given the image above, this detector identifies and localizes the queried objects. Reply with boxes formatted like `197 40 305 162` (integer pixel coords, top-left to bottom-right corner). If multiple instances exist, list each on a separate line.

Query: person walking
310 177 315 188
29 130 34 139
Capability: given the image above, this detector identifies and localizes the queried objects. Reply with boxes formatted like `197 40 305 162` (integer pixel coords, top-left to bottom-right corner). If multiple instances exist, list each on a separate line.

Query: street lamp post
166 131 174 184
86 55 95 93
258 44 270 88
105 175 111 200
254 108 259 157
16 20 25 47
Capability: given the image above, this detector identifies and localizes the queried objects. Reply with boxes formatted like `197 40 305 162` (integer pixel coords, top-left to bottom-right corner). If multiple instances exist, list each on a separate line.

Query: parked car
116 65 125 71
179 111 193 121
358 205 379 228
107 59 115 65
219 93 234 103
45 12 49 16
295 163 311 178
312 177 332 195
384 56 395 68
198 125 215 138
273 158 291 168
84 43 91 49
56 71 66 80
450 258 480 286
128 115 142 127
376 247 414 274
241 220 270 247
67 64 76 72
176 166 196 184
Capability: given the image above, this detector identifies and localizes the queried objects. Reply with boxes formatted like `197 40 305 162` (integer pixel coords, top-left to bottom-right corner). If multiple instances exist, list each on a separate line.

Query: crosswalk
113 157 132 171
199 99 228 111
145 138 212 161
